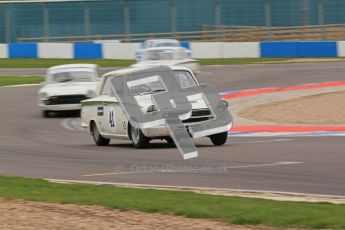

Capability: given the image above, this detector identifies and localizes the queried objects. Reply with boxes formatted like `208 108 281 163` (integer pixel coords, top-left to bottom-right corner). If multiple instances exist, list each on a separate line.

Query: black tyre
165 137 175 145
210 132 228 146
129 124 150 148
42 110 50 118
91 122 110 146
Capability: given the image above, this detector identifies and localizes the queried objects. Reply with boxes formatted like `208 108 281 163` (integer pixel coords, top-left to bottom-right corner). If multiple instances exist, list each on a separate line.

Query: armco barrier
261 41 338 58
0 41 344 59
190 42 260 58
337 41 345 57
8 43 37 58
102 43 140 59
74 43 103 59
0 44 7 58
38 43 73 59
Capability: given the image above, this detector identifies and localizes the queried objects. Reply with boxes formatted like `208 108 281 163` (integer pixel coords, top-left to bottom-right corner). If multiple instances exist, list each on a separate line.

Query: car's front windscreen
142 49 174 61
49 69 96 83
130 71 197 96
174 70 197 88
156 42 180 47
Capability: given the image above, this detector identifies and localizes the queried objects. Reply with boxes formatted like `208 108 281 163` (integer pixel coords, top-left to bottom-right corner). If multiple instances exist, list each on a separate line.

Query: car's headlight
218 100 229 112
146 105 157 113
86 90 96 98
39 92 49 101
222 100 229 108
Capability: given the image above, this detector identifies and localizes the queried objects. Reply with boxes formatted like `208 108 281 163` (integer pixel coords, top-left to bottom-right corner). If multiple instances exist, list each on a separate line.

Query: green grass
197 58 292 65
0 58 136 68
0 176 345 229
198 57 345 65
1 57 345 68
0 76 44 86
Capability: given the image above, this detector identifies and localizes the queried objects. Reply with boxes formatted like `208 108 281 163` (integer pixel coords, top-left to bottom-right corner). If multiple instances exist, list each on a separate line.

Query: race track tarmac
0 62 344 196
4 62 345 91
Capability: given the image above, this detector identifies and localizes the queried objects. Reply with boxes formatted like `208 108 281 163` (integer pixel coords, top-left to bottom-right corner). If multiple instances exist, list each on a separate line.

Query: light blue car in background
135 39 192 61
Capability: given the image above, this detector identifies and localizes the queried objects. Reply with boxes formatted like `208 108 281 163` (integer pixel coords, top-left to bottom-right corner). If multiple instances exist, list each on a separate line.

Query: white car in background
135 39 192 61
132 47 200 74
38 64 99 117
81 66 231 148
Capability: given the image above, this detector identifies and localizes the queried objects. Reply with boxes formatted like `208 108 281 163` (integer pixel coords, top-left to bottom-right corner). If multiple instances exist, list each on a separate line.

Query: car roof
143 47 183 51
48 64 98 71
145 39 179 43
101 66 192 79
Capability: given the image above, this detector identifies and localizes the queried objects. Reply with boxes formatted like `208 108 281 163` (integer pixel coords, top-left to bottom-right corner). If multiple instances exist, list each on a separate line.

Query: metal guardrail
16 24 345 43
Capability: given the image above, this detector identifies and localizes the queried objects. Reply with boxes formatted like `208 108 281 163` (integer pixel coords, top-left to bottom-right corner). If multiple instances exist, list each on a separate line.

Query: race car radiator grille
182 109 213 123
45 95 88 105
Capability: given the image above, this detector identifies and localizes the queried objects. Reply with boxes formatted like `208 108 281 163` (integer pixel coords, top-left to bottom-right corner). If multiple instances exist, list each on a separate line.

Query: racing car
135 39 192 61
80 66 231 148
131 47 200 74
38 64 99 117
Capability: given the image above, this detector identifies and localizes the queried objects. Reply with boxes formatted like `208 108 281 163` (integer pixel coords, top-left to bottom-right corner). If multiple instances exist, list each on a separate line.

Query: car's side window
109 88 115 97
101 78 110 95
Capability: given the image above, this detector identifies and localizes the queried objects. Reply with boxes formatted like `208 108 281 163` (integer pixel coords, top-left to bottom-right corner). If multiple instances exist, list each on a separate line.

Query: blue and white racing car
135 39 192 61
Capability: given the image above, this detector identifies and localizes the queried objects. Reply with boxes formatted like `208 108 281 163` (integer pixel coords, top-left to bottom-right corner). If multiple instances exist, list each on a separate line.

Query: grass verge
197 58 293 65
0 176 345 229
1 57 345 68
0 58 136 68
198 57 345 65
0 76 44 86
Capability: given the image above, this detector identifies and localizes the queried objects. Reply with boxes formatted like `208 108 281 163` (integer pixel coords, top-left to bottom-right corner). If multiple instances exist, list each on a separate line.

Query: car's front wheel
210 132 228 146
165 137 175 145
129 124 150 148
41 110 50 118
91 121 110 146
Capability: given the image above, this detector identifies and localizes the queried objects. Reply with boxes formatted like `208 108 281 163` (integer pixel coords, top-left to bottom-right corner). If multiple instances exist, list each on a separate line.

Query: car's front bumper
38 102 81 111
142 122 232 138
142 125 170 138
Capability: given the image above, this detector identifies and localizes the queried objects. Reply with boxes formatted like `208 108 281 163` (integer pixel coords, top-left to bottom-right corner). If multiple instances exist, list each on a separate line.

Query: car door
101 95 117 135
95 77 114 135
103 89 128 136
105 98 127 136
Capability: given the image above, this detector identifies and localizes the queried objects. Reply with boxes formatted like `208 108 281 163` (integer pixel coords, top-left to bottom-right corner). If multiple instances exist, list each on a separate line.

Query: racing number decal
109 108 115 128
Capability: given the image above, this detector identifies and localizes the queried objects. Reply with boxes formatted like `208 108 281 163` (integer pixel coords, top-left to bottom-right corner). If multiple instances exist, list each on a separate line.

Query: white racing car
38 64 99 117
81 66 231 148
132 47 200 74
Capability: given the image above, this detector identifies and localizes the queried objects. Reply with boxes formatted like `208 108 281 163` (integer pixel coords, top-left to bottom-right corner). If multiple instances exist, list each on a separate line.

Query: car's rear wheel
91 121 110 146
210 132 228 146
129 124 150 148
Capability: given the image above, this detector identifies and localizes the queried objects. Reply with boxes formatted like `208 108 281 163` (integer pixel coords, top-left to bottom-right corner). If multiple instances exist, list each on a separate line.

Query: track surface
0 62 345 196
4 62 345 91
